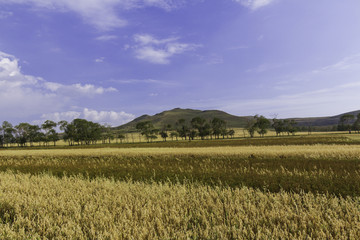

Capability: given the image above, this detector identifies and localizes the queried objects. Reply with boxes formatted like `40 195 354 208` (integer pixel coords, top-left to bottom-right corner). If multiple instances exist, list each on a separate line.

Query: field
1 134 360 239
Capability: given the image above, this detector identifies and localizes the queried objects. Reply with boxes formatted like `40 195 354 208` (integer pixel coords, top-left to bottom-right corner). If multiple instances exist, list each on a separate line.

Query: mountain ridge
116 108 360 131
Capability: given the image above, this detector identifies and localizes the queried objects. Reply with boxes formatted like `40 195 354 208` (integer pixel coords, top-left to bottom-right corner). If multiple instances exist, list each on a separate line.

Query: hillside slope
115 108 360 131
116 108 250 131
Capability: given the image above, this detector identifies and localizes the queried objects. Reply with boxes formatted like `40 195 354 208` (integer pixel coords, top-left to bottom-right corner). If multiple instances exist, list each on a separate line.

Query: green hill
116 108 250 131
115 108 360 132
291 110 360 127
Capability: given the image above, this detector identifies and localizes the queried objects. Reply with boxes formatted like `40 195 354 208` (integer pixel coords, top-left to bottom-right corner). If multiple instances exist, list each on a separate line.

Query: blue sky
1 0 360 126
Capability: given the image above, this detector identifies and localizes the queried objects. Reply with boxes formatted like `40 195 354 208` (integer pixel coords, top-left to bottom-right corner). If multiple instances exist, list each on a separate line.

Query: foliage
136 121 159 142
338 114 355 133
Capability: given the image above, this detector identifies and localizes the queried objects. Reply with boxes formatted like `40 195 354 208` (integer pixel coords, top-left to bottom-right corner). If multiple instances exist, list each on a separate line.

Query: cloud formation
0 51 117 120
0 0 183 31
41 108 135 126
234 0 276 10
133 34 200 64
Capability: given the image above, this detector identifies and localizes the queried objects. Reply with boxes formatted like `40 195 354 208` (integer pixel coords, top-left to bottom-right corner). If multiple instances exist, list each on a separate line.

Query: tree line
3 112 357 147
337 113 360 134
0 119 127 147
136 117 236 142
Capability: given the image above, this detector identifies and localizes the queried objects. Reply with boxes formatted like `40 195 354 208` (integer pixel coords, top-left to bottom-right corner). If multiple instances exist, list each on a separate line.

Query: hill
115 108 360 131
115 108 250 131
292 110 360 127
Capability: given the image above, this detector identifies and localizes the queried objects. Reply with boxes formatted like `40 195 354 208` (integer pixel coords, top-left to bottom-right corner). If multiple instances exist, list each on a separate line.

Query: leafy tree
28 124 41 146
160 124 171 142
228 129 235 139
338 114 355 133
170 132 179 141
254 115 270 137
175 119 189 140
189 130 197 141
283 119 298 136
102 124 114 144
117 134 126 143
60 119 102 145
2 121 15 147
211 118 226 139
272 118 284 136
220 128 228 139
191 117 211 140
42 120 58 146
136 121 158 143
353 113 360 133
245 117 257 138
14 123 32 147
160 131 168 141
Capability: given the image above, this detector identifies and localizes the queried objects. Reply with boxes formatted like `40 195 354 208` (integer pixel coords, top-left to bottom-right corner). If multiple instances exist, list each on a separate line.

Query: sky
1 0 360 126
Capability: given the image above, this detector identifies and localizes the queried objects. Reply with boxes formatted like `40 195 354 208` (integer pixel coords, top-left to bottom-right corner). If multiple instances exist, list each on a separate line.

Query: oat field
1 136 360 239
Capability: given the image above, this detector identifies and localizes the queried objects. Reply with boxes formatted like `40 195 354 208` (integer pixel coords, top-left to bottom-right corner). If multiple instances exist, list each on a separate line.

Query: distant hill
115 108 360 131
115 108 250 131
292 110 360 127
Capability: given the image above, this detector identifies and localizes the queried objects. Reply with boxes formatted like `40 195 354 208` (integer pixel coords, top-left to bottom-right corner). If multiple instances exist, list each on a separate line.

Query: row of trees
0 120 59 147
337 113 360 134
4 112 357 147
0 119 128 147
136 117 236 142
244 115 298 138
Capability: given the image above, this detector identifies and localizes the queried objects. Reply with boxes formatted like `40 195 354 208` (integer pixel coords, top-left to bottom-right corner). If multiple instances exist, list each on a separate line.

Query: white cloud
0 11 13 19
0 51 117 120
110 78 175 85
41 111 82 123
95 35 118 41
312 54 360 74
133 34 200 64
246 63 286 73
215 80 360 118
0 0 182 31
234 0 276 10
95 57 105 63
71 84 117 94
84 108 135 126
43 81 117 95
41 108 135 126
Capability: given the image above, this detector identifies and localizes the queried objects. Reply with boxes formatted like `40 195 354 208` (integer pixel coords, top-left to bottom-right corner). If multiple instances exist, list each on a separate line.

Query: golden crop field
1 138 360 238
1 172 360 239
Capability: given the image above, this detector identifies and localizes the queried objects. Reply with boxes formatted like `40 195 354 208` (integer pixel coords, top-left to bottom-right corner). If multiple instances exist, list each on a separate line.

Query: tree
211 118 226 139
191 117 211 140
254 115 270 137
117 134 126 143
60 119 102 145
272 118 284 136
2 121 15 147
353 113 360 134
245 117 257 138
283 119 298 136
28 124 41 146
160 124 171 142
175 119 189 140
136 121 158 143
42 120 58 146
160 131 168 141
102 124 114 144
338 114 355 133
170 132 179 141
14 123 31 147
228 129 235 139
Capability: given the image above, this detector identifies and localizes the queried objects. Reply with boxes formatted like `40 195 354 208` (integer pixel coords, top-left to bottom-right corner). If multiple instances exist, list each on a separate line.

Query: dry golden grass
0 172 359 239
2 144 360 160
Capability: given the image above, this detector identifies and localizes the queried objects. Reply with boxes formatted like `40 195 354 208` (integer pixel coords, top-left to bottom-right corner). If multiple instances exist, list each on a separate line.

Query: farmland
1 134 360 238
